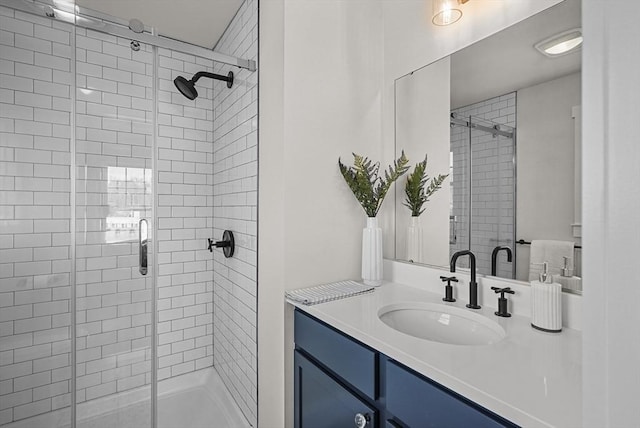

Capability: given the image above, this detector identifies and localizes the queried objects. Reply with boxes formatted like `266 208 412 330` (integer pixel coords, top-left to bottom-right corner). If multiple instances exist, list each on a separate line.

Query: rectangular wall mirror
394 0 582 293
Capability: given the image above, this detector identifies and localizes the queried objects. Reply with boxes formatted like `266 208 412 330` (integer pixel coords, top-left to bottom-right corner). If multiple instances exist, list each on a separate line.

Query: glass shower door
449 118 471 266
469 116 515 277
74 28 154 427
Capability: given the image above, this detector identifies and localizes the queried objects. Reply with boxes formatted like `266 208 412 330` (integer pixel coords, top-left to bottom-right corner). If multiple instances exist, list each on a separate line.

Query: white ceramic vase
406 216 423 263
362 217 383 286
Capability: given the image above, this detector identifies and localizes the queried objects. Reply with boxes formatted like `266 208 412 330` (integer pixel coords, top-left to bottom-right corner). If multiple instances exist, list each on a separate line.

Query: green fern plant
403 155 449 217
338 151 410 217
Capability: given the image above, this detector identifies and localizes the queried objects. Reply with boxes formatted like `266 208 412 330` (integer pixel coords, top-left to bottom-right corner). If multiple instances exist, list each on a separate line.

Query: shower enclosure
0 0 258 426
449 108 516 278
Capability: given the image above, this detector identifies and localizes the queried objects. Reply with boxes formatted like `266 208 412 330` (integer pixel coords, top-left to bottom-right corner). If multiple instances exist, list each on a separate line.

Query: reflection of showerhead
128 18 144 34
173 71 234 100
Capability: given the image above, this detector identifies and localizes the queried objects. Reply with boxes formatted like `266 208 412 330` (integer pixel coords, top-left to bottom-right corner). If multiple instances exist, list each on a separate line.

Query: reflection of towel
528 240 574 281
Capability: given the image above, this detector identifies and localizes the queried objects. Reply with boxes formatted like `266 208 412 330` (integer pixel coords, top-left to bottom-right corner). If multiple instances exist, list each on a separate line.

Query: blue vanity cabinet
384 359 518 428
294 310 378 428
294 309 376 399
294 350 377 428
293 309 519 428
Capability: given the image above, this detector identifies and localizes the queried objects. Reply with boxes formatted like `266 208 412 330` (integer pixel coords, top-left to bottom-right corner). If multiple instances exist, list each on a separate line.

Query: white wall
257 0 285 424
582 0 640 426
516 72 581 280
258 1 386 426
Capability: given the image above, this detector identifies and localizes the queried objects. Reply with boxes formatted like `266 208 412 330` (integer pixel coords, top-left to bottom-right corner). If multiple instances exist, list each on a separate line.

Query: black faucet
450 250 481 309
491 246 513 276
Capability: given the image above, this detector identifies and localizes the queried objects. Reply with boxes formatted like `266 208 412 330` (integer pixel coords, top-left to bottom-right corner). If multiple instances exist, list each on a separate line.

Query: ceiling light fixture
432 0 469 26
534 28 583 57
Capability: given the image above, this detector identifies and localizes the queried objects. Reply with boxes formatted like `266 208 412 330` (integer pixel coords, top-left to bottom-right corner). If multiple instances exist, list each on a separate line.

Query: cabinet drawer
294 309 376 399
385 359 518 428
295 351 376 428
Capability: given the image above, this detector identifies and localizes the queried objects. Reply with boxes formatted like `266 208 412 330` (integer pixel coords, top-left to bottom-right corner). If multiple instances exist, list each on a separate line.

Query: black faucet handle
491 286 515 297
491 287 514 317
440 276 457 302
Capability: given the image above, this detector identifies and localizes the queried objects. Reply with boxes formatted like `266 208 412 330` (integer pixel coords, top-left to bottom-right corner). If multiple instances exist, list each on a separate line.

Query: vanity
289 268 581 428
295 309 517 427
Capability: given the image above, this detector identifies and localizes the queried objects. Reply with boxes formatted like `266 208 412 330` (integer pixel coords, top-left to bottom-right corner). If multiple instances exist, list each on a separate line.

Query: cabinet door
295 309 376 399
385 359 518 428
295 350 376 428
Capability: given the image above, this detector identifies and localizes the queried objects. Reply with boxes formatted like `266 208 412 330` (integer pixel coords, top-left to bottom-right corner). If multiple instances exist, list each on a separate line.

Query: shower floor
5 368 250 428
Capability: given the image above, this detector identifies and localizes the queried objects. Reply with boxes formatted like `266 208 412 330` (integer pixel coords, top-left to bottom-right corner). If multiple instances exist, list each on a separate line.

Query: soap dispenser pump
561 256 573 277
530 262 562 332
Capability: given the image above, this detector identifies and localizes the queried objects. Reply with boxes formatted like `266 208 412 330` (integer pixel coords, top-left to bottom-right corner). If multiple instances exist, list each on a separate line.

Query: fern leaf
339 151 410 217
403 155 449 217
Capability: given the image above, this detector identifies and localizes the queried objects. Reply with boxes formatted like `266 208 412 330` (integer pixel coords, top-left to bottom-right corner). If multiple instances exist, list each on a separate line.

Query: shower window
106 167 151 244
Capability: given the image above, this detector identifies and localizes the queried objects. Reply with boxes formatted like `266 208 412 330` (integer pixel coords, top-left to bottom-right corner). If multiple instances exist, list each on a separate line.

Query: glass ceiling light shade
432 0 466 26
535 28 583 57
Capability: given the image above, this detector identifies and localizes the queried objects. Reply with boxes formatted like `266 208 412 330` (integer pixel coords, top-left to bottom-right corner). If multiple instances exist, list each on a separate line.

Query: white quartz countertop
288 281 582 428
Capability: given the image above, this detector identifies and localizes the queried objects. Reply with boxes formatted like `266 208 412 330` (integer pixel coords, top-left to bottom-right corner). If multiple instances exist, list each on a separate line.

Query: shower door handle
139 219 148 276
449 215 457 245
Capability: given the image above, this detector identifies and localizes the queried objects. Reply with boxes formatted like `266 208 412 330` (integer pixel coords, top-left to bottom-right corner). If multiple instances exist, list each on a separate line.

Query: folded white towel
285 280 374 305
528 240 574 281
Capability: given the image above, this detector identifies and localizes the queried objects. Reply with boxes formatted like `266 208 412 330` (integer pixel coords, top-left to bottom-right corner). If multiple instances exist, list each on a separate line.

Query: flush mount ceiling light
534 28 583 57
432 0 469 26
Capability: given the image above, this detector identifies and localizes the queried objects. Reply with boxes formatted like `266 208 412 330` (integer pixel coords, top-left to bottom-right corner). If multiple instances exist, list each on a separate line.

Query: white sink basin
378 302 506 346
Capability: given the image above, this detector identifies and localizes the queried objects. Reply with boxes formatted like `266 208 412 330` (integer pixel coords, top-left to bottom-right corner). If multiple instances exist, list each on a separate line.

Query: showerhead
174 76 198 100
173 71 234 100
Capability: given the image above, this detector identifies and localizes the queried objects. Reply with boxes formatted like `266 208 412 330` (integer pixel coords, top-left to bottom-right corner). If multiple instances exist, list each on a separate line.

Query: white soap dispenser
530 262 562 332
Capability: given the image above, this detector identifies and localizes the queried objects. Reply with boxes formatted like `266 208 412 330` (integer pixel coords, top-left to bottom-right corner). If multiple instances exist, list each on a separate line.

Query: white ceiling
75 0 244 48
451 0 581 109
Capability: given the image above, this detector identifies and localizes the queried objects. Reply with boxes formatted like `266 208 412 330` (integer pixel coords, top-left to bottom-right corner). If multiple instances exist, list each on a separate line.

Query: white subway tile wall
0 8 73 425
450 93 516 277
156 48 216 381
211 0 258 424
74 27 154 411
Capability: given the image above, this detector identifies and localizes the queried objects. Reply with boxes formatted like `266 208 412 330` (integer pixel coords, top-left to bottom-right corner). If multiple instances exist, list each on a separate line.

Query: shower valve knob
207 230 235 258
